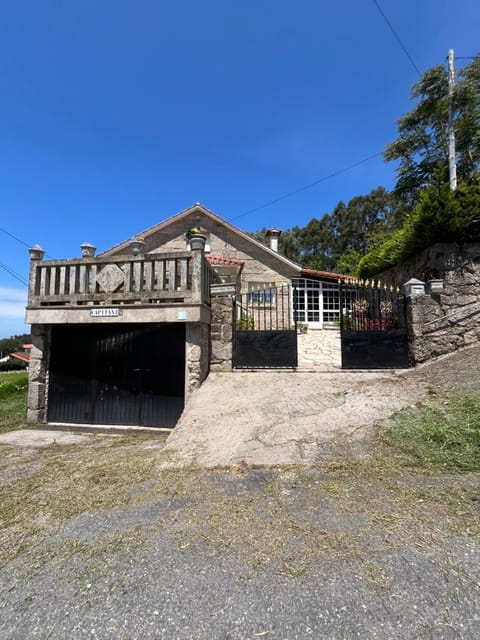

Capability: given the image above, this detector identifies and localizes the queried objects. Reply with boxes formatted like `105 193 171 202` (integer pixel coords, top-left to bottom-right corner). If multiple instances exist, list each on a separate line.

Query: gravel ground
0 346 479 639
0 467 479 640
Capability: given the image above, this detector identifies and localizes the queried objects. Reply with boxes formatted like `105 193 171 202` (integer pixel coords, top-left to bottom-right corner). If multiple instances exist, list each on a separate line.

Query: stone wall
110 211 299 289
27 325 51 424
209 292 234 372
377 243 480 363
185 322 210 394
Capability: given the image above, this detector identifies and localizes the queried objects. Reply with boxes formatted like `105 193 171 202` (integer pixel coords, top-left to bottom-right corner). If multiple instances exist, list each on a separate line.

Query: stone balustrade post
190 234 207 304
28 245 45 307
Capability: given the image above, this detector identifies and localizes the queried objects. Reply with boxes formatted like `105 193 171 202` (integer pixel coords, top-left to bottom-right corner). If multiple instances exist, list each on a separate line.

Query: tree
251 187 403 275
385 55 480 202
0 334 31 358
357 181 480 278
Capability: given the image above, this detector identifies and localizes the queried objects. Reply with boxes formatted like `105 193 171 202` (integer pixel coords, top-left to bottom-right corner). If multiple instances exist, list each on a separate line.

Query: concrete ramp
159 369 423 467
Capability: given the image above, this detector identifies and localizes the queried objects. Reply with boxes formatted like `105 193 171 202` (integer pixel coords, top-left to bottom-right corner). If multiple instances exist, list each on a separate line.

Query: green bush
236 314 254 330
358 183 480 278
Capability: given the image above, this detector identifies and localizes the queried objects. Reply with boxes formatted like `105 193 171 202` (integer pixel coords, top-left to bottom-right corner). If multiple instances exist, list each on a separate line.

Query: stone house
25 203 343 429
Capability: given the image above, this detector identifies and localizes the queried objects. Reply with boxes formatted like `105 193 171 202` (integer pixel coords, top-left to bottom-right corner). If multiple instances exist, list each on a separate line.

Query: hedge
358 183 480 278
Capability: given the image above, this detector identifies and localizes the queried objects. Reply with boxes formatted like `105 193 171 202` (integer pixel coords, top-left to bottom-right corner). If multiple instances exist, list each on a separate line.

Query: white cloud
0 286 28 302
0 302 27 319
0 287 27 319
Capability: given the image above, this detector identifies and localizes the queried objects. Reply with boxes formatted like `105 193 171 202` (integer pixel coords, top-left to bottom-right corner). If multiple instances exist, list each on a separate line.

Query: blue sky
1 0 479 337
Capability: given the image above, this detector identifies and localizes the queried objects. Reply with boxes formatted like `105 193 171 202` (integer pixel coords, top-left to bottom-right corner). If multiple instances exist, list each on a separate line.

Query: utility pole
448 48 457 190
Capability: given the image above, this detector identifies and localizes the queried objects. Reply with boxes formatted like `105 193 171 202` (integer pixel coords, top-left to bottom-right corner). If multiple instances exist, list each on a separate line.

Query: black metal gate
339 281 409 369
233 284 297 368
48 324 185 427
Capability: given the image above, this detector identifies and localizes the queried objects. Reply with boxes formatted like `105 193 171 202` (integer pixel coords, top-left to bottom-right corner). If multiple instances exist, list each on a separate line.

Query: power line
229 151 382 223
372 0 422 77
0 225 31 249
0 225 55 260
0 261 28 287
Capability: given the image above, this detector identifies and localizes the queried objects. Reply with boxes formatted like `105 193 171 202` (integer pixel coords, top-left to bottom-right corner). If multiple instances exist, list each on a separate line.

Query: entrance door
48 324 185 427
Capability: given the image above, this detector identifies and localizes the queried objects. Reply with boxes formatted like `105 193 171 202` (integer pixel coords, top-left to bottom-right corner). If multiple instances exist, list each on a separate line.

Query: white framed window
247 282 276 305
292 278 340 327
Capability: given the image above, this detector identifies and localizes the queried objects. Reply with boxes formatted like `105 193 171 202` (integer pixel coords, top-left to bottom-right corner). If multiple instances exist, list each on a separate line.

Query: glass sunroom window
292 278 340 327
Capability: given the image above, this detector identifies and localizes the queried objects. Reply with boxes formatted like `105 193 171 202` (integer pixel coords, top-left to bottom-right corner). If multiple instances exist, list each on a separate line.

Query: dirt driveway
161 371 420 467
160 345 480 468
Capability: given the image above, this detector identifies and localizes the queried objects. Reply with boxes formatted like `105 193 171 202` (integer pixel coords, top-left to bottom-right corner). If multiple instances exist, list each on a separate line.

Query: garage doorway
48 324 185 428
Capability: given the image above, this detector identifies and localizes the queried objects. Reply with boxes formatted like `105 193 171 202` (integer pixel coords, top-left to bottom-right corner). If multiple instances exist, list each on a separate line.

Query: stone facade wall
185 322 210 394
377 243 480 363
210 293 234 372
110 211 299 289
27 325 51 424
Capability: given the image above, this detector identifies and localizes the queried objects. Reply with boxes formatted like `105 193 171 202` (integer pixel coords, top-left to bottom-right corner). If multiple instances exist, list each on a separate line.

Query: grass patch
377 392 480 472
0 371 28 434
0 375 479 586
0 434 166 568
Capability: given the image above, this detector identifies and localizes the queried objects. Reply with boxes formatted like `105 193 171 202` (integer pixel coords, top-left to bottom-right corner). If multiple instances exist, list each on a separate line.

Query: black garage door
48 324 185 428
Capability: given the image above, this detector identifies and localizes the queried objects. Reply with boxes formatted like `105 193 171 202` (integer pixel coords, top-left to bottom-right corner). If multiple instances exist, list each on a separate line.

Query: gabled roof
206 255 245 271
300 267 350 282
10 352 30 364
100 203 302 273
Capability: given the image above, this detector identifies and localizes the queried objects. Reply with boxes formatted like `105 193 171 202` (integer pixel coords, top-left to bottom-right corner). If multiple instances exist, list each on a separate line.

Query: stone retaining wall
378 243 480 363
209 292 234 372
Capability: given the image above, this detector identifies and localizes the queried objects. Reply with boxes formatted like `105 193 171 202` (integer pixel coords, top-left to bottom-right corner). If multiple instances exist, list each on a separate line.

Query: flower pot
189 234 207 251
80 243 96 258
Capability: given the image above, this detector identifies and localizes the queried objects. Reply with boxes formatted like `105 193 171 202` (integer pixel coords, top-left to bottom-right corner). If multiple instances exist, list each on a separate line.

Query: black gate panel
233 330 297 368
233 284 298 369
341 329 409 369
339 281 410 370
48 324 185 427
48 326 96 424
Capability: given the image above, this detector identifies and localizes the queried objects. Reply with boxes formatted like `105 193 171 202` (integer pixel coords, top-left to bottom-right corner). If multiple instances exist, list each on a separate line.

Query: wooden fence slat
49 266 57 296
89 264 97 294
78 265 87 294
168 259 176 291
69 265 77 295
143 261 152 292
154 260 164 291
59 266 66 296
123 262 131 293
133 261 142 293
180 259 188 291
40 267 48 297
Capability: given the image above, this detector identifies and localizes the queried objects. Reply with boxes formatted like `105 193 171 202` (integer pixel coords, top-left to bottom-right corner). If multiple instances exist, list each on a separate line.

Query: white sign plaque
90 308 120 318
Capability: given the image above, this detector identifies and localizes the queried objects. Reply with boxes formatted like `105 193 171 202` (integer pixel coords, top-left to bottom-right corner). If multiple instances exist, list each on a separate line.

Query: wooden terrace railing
28 251 218 308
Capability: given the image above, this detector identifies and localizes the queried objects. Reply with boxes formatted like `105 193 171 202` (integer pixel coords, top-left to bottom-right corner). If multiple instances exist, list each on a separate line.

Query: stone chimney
266 227 281 252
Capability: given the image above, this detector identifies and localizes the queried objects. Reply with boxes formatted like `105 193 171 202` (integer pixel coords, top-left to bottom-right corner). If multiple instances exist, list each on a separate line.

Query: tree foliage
385 55 480 201
357 182 480 278
0 334 31 358
252 188 402 275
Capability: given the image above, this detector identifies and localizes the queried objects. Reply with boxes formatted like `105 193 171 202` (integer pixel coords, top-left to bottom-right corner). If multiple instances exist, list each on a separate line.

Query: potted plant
129 236 146 256
185 226 208 251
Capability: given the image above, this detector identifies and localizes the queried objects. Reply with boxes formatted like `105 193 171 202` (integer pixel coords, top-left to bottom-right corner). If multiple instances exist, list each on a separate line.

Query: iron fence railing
339 281 407 332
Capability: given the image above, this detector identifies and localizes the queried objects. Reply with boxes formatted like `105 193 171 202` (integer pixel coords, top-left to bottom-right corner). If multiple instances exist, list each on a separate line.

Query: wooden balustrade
28 252 217 308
